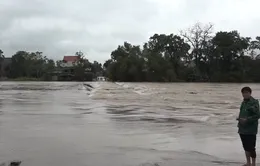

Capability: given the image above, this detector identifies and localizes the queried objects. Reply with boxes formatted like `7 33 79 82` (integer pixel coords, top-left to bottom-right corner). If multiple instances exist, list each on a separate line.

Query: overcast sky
0 0 259 63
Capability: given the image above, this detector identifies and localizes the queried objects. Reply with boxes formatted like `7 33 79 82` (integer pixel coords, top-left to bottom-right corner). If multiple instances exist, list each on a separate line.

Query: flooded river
0 82 260 166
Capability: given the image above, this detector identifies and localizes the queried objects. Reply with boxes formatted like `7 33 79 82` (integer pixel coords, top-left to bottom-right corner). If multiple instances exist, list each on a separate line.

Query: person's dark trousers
240 134 257 158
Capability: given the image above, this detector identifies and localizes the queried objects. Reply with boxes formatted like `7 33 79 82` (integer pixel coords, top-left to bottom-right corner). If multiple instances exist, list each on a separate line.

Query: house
59 56 79 67
51 55 93 81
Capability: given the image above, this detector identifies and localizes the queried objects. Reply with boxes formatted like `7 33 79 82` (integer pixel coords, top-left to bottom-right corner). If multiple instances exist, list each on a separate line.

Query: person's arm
247 100 260 123
237 102 243 121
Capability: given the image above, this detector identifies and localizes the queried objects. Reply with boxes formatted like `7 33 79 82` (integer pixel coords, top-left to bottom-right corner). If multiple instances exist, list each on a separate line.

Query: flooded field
0 82 260 166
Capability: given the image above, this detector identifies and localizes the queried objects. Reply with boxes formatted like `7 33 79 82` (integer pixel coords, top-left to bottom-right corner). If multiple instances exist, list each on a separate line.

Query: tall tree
108 42 144 81
0 49 4 77
73 51 93 81
210 31 250 81
0 49 4 59
9 51 55 79
180 22 214 76
248 36 260 59
146 34 190 77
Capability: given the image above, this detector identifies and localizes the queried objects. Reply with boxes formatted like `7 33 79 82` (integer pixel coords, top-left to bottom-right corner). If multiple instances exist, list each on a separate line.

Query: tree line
104 23 260 82
1 23 260 82
0 50 103 81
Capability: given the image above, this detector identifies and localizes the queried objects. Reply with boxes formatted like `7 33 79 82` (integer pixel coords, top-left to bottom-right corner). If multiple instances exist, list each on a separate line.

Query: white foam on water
133 86 151 95
78 84 87 90
115 82 124 86
91 82 101 89
115 82 133 89
87 82 105 97
75 82 96 97
173 115 211 123
115 83 153 96
122 84 130 89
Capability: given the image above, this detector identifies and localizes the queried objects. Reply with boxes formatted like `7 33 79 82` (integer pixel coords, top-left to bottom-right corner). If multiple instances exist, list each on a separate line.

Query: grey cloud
0 0 158 62
0 0 260 63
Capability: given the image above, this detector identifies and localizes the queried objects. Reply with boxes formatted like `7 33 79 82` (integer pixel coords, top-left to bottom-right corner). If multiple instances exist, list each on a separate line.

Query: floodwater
0 82 260 166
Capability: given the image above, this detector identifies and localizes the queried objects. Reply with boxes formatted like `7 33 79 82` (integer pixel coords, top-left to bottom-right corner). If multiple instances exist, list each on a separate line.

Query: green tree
73 51 93 81
9 51 28 78
9 51 55 80
0 49 4 60
210 31 250 81
107 42 144 81
181 22 214 78
249 36 260 59
104 25 260 82
2 23 260 83
0 49 4 77
91 61 103 77
145 34 190 80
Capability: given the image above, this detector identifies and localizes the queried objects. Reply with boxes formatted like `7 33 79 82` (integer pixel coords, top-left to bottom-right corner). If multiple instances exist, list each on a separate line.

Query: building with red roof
60 56 79 67
63 56 79 63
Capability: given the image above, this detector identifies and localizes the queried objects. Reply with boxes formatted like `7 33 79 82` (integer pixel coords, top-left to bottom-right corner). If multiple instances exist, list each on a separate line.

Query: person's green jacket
238 97 260 135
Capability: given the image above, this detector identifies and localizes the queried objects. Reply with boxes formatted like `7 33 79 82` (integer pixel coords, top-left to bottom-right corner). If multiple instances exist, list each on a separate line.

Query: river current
0 82 260 166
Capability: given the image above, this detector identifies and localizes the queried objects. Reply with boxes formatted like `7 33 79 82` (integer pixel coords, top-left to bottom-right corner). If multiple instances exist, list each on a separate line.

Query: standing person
237 87 260 166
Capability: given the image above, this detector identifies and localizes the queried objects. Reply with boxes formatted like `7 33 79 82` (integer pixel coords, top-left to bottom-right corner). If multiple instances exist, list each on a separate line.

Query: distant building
60 56 79 67
50 56 93 81
96 76 107 81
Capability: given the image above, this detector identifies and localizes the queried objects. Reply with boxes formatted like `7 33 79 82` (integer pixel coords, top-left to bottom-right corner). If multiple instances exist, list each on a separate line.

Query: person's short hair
241 86 252 93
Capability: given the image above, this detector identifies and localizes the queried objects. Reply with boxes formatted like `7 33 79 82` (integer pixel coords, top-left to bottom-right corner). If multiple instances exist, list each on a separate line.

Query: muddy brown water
0 82 260 166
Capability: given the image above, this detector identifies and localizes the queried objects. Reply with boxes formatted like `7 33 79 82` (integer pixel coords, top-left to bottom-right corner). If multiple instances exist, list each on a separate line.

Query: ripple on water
0 82 257 165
